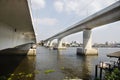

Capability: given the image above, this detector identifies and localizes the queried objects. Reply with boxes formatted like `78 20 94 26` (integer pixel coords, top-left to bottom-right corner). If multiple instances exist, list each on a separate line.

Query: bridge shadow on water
0 49 36 80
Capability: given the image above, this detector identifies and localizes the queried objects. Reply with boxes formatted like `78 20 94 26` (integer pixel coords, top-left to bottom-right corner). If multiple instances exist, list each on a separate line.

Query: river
0 47 120 80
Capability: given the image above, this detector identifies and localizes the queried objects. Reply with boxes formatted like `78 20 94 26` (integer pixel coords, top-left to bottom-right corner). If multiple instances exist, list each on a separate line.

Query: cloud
89 0 116 13
54 0 117 16
54 1 64 12
65 0 79 13
54 0 95 15
31 0 45 10
33 18 58 26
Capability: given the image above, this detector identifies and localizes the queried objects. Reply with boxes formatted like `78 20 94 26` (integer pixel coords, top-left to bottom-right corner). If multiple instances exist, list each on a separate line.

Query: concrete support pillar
26 43 36 56
44 41 51 47
27 48 36 56
52 38 66 50
77 29 98 55
46 40 54 49
44 40 54 49
46 41 50 47
83 29 92 50
83 29 98 55
49 40 53 47
58 38 63 49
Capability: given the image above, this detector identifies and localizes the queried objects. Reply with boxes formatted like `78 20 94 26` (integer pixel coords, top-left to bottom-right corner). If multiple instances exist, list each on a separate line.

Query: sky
30 0 120 44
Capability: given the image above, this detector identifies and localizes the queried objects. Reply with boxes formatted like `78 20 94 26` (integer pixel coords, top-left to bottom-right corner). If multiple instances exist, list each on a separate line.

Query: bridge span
44 1 120 55
0 0 36 55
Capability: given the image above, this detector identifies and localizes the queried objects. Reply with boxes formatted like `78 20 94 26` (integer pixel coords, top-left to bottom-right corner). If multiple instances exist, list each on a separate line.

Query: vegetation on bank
44 69 55 74
0 70 40 80
1 67 119 80
0 69 56 80
94 68 120 80
105 68 120 80
0 72 33 80
0 67 81 80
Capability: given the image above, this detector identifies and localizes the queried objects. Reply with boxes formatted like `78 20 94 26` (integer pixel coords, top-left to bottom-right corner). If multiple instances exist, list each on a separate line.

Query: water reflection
79 56 97 79
57 50 98 80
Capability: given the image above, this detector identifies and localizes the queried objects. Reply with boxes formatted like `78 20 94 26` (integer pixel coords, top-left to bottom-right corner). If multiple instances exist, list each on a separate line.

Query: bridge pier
48 40 54 49
77 29 98 55
27 44 36 56
53 38 66 50
58 38 62 48
44 41 50 47
45 39 66 50
44 40 54 49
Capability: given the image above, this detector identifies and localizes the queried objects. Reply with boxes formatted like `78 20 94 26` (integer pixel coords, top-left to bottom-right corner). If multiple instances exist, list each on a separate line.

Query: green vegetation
94 68 120 80
44 69 55 74
0 72 33 80
0 69 55 80
34 70 40 74
0 70 40 80
61 67 65 70
105 68 120 80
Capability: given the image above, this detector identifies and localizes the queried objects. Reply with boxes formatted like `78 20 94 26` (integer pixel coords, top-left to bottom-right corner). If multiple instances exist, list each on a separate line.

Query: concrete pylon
54 38 66 50
49 40 54 49
77 29 98 55
44 40 53 49
46 41 50 47
58 38 63 49
27 44 36 56
44 41 49 47
83 29 92 50
83 29 98 55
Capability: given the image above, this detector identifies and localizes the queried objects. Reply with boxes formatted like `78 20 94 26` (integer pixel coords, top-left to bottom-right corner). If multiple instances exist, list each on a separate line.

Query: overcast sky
30 0 120 43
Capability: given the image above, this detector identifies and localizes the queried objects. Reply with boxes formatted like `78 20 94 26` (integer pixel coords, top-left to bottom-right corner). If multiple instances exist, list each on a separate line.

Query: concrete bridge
0 0 36 55
44 1 120 55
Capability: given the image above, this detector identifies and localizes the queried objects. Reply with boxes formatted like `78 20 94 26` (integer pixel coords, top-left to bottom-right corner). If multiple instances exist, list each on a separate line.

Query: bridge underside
0 0 36 55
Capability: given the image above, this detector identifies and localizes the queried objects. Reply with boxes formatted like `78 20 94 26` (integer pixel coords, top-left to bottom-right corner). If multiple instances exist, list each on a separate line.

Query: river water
0 47 120 80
